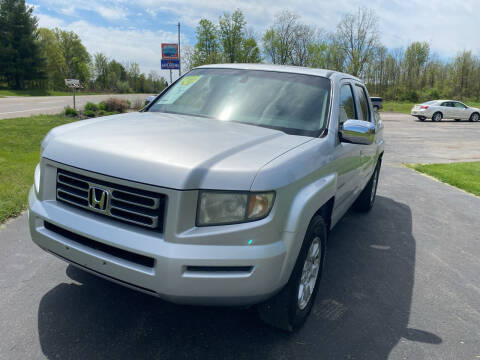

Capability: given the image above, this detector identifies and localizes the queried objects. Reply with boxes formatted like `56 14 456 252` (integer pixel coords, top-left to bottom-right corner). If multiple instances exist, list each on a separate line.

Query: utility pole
178 22 181 77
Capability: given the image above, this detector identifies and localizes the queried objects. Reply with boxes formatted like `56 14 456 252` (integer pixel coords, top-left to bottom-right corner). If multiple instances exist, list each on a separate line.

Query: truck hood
43 112 312 190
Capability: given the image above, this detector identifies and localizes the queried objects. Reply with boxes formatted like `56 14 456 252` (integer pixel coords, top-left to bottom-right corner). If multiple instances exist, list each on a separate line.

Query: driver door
331 81 362 223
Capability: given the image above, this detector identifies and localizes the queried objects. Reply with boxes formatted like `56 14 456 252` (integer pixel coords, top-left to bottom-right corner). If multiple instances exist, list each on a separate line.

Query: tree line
188 7 480 102
2 0 479 101
0 0 167 93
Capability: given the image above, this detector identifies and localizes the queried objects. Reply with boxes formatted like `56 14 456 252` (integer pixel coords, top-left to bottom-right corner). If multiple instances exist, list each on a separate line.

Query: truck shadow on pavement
37 195 441 360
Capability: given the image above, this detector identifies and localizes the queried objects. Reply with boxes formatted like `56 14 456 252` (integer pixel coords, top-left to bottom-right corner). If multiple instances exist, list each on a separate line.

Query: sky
30 0 480 79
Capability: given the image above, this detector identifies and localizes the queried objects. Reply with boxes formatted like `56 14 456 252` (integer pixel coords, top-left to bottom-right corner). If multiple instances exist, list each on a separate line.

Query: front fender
278 173 336 284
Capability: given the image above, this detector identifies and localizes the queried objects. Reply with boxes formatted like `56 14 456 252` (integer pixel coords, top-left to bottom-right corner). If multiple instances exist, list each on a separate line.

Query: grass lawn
0 114 77 224
382 101 480 114
0 89 106 97
407 162 480 197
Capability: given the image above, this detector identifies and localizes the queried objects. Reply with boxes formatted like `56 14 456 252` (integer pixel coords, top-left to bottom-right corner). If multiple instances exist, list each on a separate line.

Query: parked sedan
411 100 480 122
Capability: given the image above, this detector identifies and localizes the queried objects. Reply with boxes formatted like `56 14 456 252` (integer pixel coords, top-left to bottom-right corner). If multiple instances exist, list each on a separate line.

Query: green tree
192 19 221 66
0 0 45 89
53 28 91 83
38 28 66 89
240 36 261 63
218 9 246 63
94 52 108 89
402 41 430 91
306 43 328 69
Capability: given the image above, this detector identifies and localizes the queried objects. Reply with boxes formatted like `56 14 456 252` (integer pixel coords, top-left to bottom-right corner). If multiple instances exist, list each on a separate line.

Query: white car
411 100 480 122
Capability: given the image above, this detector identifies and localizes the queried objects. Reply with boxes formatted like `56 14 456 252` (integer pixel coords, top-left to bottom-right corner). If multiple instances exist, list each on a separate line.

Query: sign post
161 43 179 85
64 79 81 110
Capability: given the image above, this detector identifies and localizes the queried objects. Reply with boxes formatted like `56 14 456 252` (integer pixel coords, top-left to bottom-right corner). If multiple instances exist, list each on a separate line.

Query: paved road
0 113 479 359
0 94 151 120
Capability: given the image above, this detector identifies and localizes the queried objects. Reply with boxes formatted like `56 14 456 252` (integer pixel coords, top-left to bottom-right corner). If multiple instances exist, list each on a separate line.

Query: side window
454 102 466 108
339 84 356 124
355 85 371 121
441 102 448 107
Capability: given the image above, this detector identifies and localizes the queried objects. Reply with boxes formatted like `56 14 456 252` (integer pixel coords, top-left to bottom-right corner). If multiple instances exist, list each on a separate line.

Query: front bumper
28 186 291 306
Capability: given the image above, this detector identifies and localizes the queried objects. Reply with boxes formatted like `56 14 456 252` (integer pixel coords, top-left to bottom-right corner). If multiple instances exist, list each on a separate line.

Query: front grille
44 221 155 268
56 169 166 231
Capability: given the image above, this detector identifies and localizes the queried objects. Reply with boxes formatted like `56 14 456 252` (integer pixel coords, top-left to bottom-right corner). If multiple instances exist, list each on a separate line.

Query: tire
454 119 461 122
432 112 442 122
469 113 479 122
354 159 381 212
418 116 425 122
257 215 327 332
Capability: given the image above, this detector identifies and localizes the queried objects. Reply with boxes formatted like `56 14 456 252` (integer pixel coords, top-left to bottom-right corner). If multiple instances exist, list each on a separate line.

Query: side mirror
339 119 375 145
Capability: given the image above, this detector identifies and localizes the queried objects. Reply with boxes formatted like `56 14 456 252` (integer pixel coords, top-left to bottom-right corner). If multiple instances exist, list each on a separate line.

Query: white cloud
36 0 128 22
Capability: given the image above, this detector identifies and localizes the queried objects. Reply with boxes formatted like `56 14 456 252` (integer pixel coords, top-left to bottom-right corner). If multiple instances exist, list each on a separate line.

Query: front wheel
469 113 479 122
257 216 327 332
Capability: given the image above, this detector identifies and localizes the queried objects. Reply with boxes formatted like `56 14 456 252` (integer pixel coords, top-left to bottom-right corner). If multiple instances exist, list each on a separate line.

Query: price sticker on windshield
158 76 202 104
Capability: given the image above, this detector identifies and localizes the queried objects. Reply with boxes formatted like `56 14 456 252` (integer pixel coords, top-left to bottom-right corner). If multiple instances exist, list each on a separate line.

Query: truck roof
195 63 362 82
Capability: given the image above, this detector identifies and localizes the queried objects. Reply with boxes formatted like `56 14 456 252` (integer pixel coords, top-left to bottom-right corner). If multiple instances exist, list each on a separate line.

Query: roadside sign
162 44 179 59
64 79 81 110
161 59 180 70
64 79 81 88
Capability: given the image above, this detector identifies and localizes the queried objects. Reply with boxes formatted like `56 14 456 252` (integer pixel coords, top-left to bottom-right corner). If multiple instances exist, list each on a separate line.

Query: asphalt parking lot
1 113 479 359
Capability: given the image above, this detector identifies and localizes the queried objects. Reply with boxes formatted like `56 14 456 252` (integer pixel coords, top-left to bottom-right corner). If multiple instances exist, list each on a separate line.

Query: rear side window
454 102 466 108
339 84 356 123
355 85 371 121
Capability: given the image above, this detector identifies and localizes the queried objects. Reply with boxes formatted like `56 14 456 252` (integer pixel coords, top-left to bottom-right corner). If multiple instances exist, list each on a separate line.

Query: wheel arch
279 173 336 286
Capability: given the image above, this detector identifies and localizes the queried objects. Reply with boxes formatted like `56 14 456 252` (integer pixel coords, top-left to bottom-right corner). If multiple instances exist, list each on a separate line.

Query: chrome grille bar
56 169 166 231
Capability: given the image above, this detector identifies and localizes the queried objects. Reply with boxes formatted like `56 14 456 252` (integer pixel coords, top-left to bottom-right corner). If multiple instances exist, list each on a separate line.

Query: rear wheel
432 112 442 122
354 159 381 212
469 113 479 122
257 216 327 332
418 116 425 122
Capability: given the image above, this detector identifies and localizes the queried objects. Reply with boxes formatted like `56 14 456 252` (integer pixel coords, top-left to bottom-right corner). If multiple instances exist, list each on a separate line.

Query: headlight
34 163 41 194
197 191 275 226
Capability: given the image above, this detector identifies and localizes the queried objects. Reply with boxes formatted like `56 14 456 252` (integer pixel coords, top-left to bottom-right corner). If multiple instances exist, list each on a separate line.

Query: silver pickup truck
28 64 384 331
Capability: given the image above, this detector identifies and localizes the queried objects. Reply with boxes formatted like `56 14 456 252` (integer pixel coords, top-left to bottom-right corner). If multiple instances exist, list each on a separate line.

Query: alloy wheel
298 237 322 310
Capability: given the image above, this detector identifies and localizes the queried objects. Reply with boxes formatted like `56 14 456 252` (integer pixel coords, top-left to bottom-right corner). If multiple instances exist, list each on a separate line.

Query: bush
132 98 145 110
64 106 78 117
104 97 129 113
400 90 419 103
98 101 107 111
83 109 96 117
97 110 106 116
84 102 98 112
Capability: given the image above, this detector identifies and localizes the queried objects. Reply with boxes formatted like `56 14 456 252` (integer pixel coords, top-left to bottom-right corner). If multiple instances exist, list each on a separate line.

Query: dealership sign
161 59 180 70
162 43 179 60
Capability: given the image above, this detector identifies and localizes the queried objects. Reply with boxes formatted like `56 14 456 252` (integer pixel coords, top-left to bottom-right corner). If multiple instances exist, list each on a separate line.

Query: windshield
148 68 331 136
